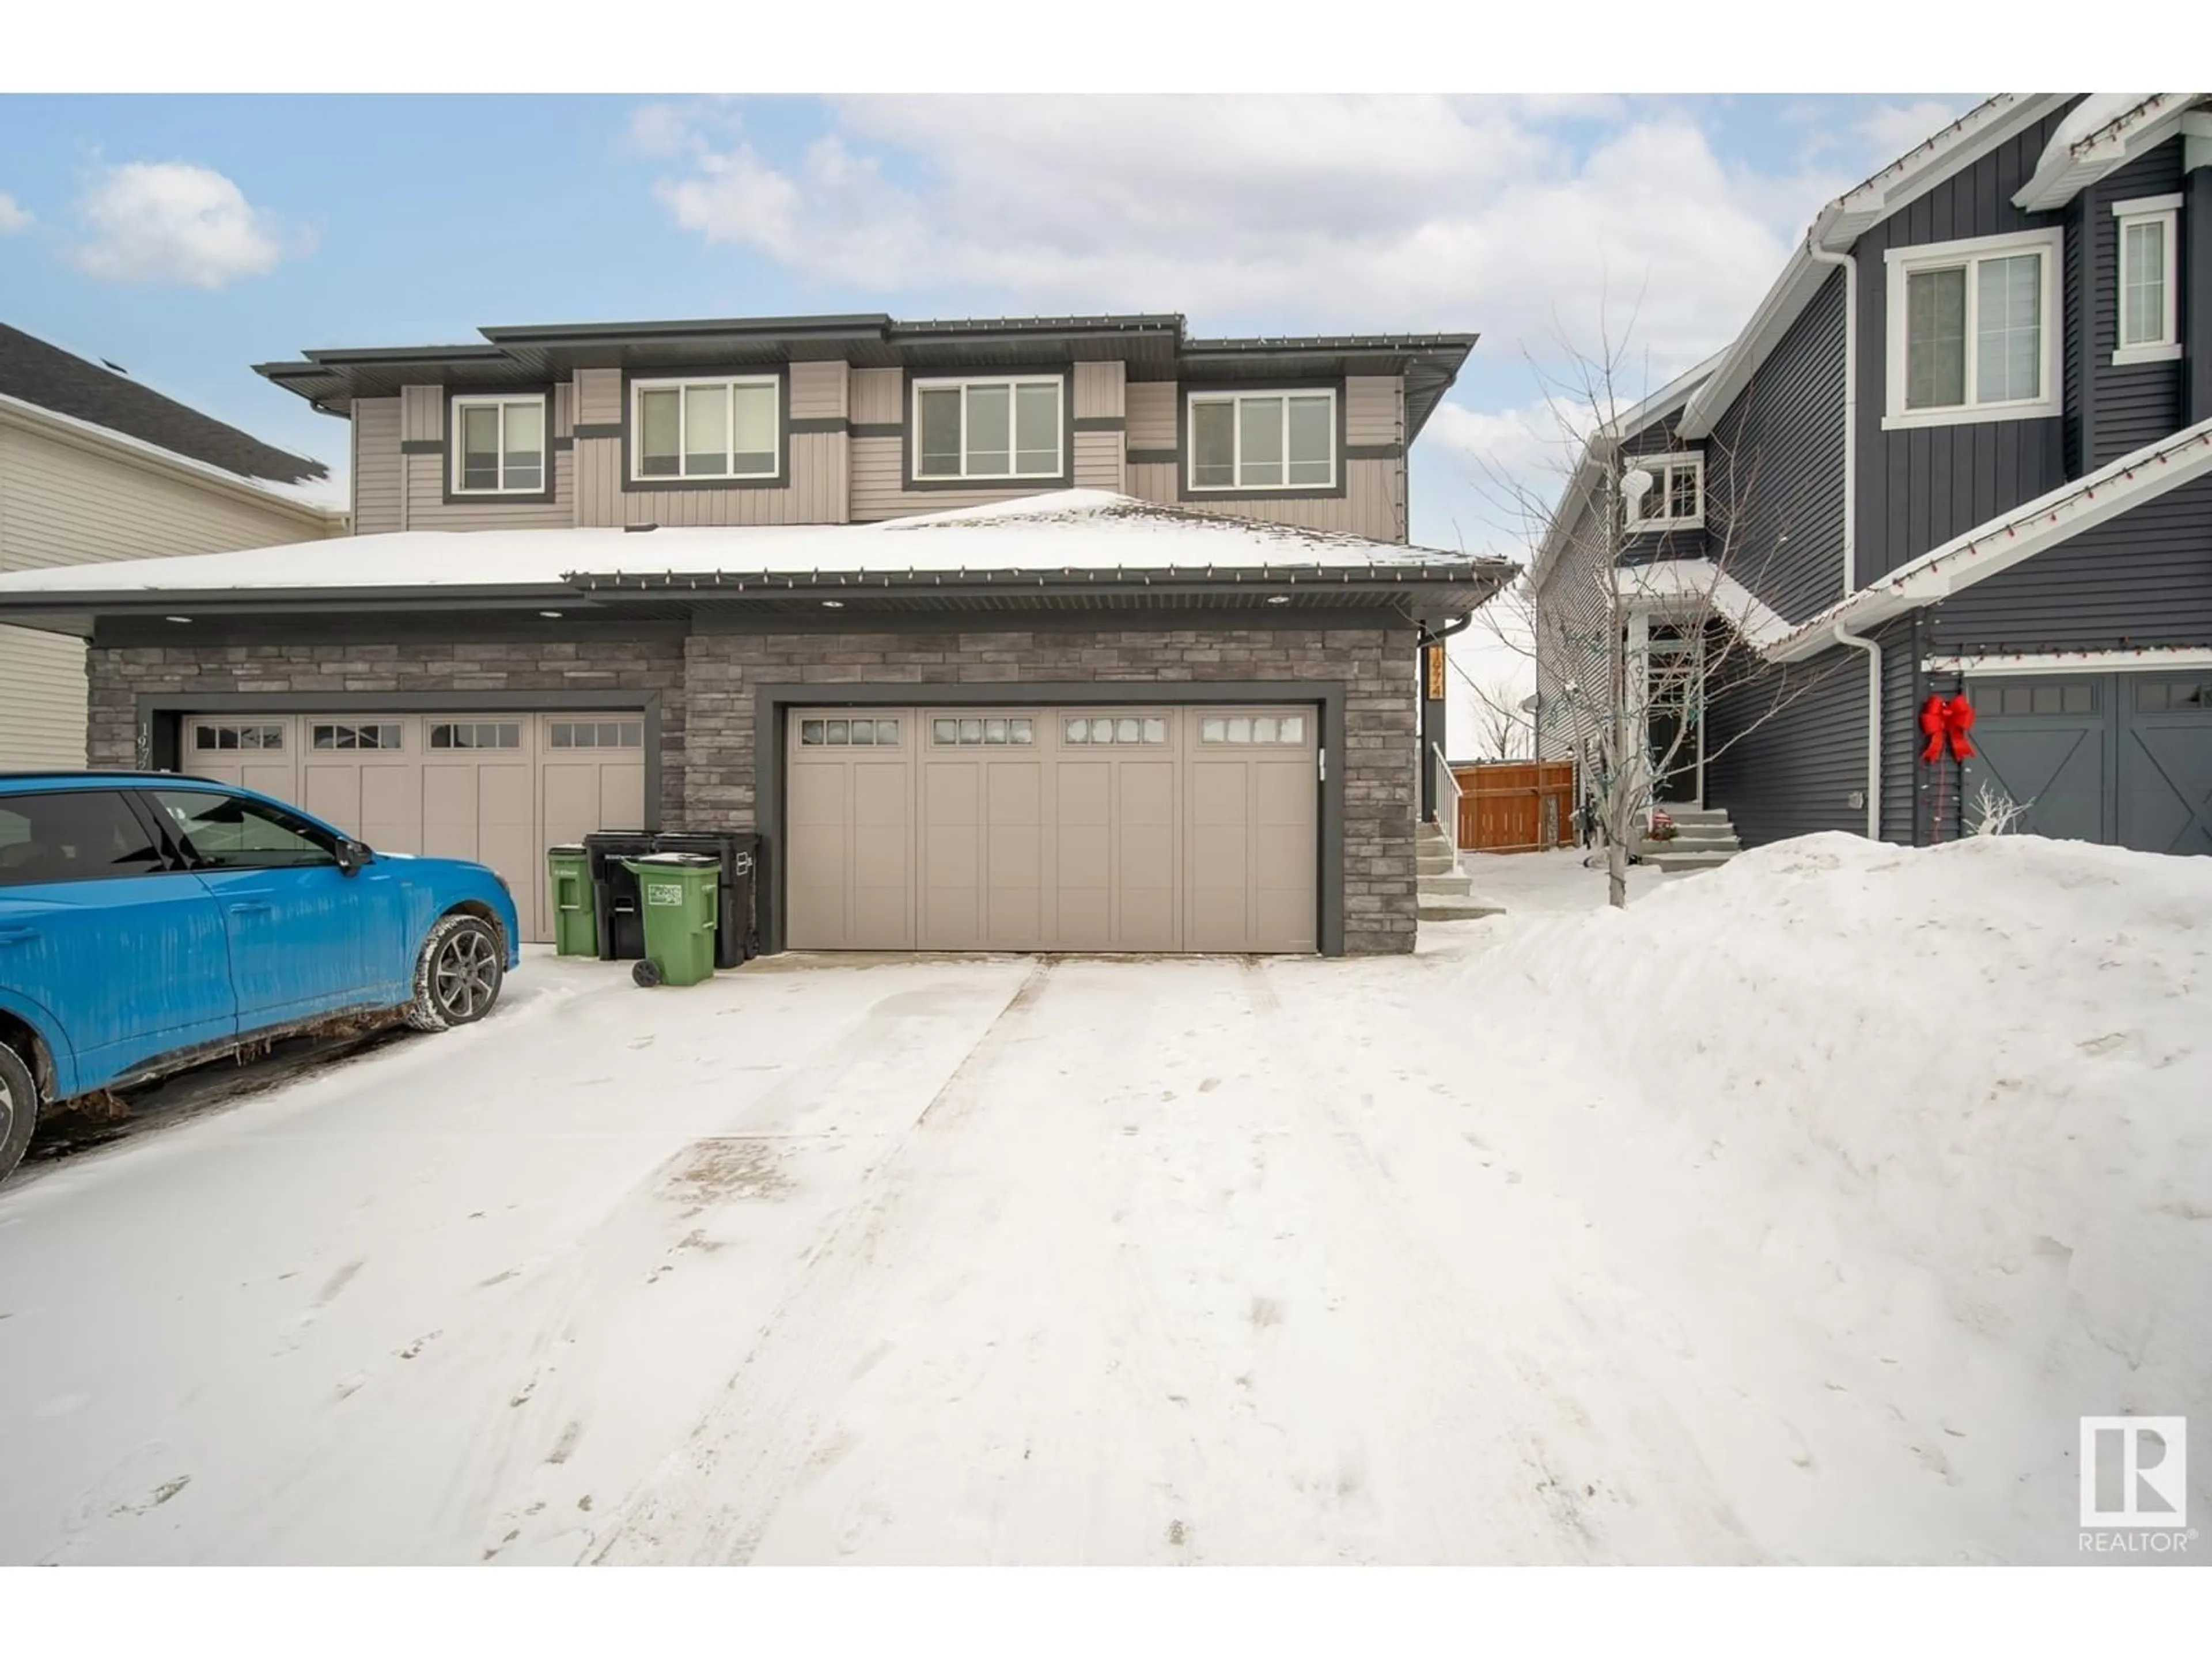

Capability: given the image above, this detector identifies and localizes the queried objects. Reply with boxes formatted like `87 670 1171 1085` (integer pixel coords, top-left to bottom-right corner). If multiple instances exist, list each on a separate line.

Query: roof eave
2012 95 2202 212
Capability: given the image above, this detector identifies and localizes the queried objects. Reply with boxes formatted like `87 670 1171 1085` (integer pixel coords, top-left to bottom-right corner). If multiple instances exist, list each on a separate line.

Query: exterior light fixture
821 599 845 608
1619 466 1654 509
165 615 192 624
539 610 563 619
1266 594 1291 605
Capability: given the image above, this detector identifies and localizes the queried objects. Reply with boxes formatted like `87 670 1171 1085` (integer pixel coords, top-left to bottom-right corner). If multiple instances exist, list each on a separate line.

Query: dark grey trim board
750 679 1347 960
619 363 794 493
789 416 849 435
1176 377 1351 503
399 438 442 456
901 365 1075 493
1126 448 1178 465
851 422 903 440
442 382 560 507
1071 415 1125 433
1345 442 1404 461
573 422 623 441
133 690 665 832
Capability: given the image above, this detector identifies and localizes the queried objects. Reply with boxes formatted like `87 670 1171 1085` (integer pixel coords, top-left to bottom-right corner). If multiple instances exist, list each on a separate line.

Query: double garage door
1961 673 2212 854
786 704 1319 953
182 713 647 943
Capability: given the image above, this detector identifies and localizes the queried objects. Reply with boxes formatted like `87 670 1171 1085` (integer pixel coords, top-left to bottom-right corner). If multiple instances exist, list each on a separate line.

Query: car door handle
226 902 275 918
0 925 38 945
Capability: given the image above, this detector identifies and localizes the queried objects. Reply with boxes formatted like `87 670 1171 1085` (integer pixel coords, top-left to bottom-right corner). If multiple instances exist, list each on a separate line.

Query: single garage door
181 713 647 942
1963 673 2212 855
785 704 1319 953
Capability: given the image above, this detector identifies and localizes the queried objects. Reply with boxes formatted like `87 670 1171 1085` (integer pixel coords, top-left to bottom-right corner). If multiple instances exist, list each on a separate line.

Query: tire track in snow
588 957 1058 1564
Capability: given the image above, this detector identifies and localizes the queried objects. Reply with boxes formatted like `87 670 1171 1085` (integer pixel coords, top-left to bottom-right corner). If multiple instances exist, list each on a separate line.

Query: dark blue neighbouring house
1528 93 2212 858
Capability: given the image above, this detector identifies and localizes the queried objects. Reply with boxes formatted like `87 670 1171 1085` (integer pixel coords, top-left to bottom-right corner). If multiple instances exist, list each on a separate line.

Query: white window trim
449 394 550 496
1882 227 2065 430
910 374 1066 483
628 374 782 484
1622 451 1706 533
2112 195 2183 366
1184 388 1340 493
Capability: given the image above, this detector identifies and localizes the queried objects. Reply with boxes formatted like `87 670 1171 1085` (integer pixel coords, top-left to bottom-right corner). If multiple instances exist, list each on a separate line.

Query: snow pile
1461 833 2212 1453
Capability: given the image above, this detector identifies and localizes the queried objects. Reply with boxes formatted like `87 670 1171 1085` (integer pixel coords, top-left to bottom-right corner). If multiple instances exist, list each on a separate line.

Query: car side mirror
335 839 373 876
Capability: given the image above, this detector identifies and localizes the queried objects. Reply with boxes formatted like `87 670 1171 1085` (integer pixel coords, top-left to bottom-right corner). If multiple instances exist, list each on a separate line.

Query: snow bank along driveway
0 834 2204 1564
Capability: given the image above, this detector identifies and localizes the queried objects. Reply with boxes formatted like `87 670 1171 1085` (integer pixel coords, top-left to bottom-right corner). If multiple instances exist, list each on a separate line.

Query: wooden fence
1452 760 1577 853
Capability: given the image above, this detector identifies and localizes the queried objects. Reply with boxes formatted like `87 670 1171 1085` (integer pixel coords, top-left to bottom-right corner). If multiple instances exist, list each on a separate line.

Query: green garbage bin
618 854 721 987
547 844 598 958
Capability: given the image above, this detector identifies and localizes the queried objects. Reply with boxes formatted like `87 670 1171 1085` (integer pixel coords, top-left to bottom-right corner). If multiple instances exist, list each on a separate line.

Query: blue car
0 772 521 1182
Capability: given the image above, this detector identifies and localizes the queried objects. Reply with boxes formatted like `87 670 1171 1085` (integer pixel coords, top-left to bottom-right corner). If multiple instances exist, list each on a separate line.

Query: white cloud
0 191 30 234
643 96 1839 363
1855 99 1980 165
69 161 291 289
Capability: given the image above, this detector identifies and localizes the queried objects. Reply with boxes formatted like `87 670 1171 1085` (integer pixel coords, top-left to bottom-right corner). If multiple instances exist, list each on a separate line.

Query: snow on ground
0 835 2204 1564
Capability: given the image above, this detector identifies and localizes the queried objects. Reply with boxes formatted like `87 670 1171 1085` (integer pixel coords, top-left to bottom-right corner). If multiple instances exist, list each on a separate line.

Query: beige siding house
0 326 343 767
0 313 1503 959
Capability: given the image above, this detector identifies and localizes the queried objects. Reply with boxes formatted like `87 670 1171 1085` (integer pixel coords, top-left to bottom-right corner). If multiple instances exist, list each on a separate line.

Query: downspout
1808 238 1880 840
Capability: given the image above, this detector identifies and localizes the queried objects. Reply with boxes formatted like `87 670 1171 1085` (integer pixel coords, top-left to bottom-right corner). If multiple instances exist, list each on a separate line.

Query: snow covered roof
0 323 332 494
0 391 349 520
1615 559 1792 650
0 491 1510 613
2012 94 2206 211
1764 415 2212 662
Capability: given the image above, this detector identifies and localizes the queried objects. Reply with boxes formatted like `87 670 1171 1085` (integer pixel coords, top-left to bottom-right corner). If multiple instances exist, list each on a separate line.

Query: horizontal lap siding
1073 430 1124 491
351 398 402 535
850 436 1043 521
2085 141 2187 465
1702 642 1870 845
1926 470 2212 651
1126 381 1176 451
851 367 902 427
1705 267 1847 620
0 422 336 766
1854 108 2073 586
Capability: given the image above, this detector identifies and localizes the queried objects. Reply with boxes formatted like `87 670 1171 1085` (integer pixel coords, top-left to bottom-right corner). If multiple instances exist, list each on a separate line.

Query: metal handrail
1431 743 1463 849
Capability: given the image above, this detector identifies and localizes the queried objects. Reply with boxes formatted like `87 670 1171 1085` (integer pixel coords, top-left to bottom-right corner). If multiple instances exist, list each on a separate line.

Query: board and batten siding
1071 359 1126 493
1851 105 2073 586
1926 469 2212 654
396 381 576 532
1126 381 1176 453
2078 138 2187 468
351 397 402 534
1703 267 1849 622
849 365 1089 522
0 415 337 767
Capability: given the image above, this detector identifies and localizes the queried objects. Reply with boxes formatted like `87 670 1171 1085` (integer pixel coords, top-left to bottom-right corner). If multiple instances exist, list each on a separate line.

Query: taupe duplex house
0 313 1506 957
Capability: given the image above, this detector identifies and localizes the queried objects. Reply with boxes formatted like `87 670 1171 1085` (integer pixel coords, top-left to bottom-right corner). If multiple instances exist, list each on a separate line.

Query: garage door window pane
1200 717 1226 743
1010 718 1033 744
1279 714 1305 744
1065 718 1089 744
1226 717 1253 743
959 718 983 744
801 720 826 746
984 718 1009 744
2061 683 2093 714
874 719 900 744
850 719 877 745
1086 717 1113 744
1253 717 1278 744
1142 718 1164 744
2031 685 2061 715
827 720 850 744
933 719 959 745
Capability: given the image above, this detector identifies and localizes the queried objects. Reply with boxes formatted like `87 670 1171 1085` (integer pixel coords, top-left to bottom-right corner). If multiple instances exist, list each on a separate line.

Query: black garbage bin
653 830 759 967
582 830 657 961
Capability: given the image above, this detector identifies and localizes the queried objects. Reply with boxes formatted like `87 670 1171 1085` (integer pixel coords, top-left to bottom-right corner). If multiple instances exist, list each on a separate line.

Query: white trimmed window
1884 228 2063 428
1187 389 1336 491
912 376 1063 481
2113 195 2181 365
1624 453 1705 532
452 396 547 494
632 376 779 482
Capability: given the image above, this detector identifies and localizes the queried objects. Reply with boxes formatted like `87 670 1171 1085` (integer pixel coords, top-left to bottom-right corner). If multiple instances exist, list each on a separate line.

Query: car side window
0 791 169 888
150 789 339 872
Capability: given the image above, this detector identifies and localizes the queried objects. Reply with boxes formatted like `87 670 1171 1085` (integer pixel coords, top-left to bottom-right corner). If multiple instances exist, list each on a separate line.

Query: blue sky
0 94 1974 544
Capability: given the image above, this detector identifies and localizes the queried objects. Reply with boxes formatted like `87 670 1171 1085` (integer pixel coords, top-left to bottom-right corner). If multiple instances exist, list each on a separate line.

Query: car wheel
407 914 506 1033
0 1042 38 1186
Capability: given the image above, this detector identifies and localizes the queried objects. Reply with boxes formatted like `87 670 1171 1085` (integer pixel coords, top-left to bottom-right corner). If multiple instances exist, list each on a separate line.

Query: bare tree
1460 673 1533 760
1463 317 1853 908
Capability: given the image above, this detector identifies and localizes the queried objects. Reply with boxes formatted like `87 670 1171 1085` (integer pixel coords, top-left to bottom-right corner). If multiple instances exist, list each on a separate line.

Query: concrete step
1645 850 1740 872
1418 894 1507 922
1419 871 1474 896
1658 806 1732 823
1417 851 1460 873
1658 831 1740 851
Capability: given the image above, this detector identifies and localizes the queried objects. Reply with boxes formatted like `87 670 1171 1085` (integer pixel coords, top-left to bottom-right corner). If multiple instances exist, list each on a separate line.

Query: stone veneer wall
85 623 1419 955
682 624 1419 955
85 637 690 829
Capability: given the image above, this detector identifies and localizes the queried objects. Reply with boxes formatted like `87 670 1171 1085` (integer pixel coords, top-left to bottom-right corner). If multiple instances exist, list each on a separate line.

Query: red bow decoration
1919 694 1976 763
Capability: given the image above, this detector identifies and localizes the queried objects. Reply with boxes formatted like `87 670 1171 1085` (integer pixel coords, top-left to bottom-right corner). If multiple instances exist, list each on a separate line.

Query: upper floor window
1623 453 1704 532
1188 389 1336 491
1884 228 2062 429
2113 195 2181 366
452 395 546 494
633 376 779 481
913 376 1062 481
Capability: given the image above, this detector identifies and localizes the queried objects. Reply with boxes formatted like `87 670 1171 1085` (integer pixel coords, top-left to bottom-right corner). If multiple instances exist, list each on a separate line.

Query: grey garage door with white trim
183 713 647 942
1961 673 2212 855
785 704 1320 953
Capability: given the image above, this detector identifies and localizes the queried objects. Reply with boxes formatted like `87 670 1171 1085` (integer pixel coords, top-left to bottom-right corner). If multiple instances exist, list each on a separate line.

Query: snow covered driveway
2 836 2204 1565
